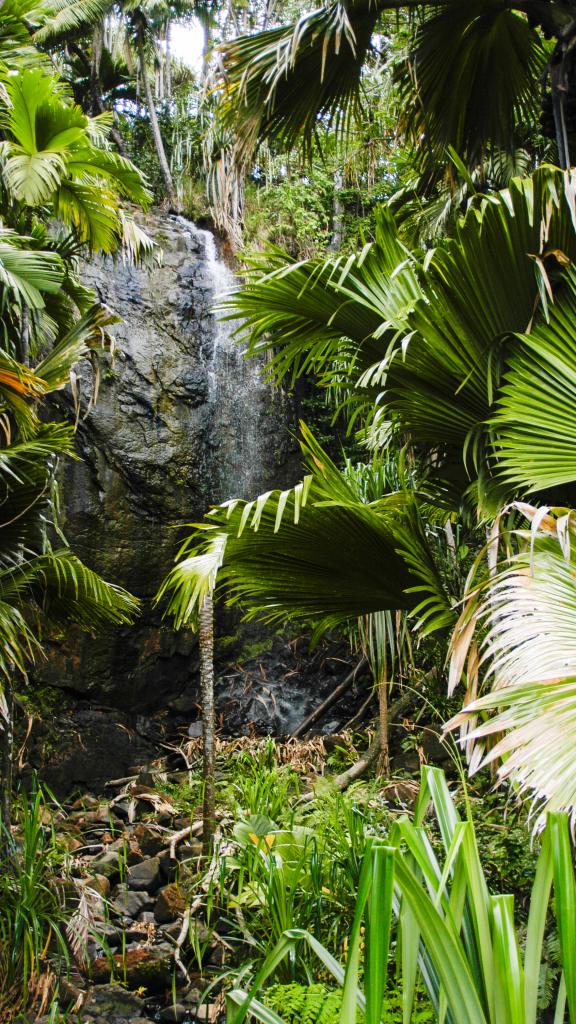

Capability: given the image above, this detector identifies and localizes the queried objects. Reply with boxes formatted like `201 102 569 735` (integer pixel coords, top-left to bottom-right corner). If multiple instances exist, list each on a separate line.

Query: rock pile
41 778 223 1024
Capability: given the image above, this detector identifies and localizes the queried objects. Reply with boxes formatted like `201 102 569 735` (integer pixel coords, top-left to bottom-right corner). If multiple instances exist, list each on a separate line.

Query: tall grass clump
0 786 68 1020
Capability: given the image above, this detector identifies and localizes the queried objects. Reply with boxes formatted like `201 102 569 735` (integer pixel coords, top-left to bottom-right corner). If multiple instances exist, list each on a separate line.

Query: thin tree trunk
68 41 128 155
19 304 29 366
199 595 215 854
165 20 172 99
137 29 176 206
0 687 14 833
377 671 390 776
551 54 570 170
91 21 104 117
328 170 345 252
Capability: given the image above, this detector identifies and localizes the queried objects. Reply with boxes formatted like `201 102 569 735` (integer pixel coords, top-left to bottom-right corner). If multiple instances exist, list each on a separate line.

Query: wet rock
90 948 173 992
159 1004 188 1022
36 213 298 713
82 874 112 899
154 883 186 923
127 855 162 892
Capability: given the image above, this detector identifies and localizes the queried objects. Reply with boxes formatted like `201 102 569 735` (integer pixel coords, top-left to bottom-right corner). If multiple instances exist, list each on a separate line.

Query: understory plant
0 787 68 1019
227 766 576 1024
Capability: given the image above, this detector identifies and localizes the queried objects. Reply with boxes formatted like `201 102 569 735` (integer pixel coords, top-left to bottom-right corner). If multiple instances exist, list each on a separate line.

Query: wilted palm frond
447 504 576 821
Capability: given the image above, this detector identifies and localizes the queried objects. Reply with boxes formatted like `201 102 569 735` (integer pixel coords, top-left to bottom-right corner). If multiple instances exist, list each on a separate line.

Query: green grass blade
524 826 553 1024
364 845 395 1024
491 894 525 1024
394 856 488 1024
550 814 576 1020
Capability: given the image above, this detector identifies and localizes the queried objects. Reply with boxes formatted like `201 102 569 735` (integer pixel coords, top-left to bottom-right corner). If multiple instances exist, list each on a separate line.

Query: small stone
127 856 162 892
183 988 201 1006
154 883 186 924
89 850 122 880
70 795 100 811
195 1003 219 1022
112 798 135 821
177 841 203 862
62 835 84 853
158 919 182 939
159 1003 188 1022
158 848 177 882
111 883 153 919
82 874 111 899
133 823 165 857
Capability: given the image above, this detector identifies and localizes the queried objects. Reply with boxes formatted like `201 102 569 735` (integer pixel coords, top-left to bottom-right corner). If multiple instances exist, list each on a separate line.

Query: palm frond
222 207 420 386
491 267 576 492
215 0 380 162
0 548 140 627
65 146 151 207
0 228 64 309
35 303 120 390
400 0 547 178
0 422 75 556
158 425 454 639
447 505 576 820
33 0 113 42
52 180 121 252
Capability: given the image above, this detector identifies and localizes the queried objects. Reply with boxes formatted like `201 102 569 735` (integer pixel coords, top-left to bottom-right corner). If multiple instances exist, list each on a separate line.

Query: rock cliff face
43 213 298 712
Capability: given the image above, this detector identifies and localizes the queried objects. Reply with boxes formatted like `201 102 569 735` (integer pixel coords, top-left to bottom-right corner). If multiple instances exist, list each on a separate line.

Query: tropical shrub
227 767 576 1024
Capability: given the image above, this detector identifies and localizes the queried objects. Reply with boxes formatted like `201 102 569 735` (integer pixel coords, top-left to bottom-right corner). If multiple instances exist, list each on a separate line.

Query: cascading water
175 216 272 503
40 209 344 762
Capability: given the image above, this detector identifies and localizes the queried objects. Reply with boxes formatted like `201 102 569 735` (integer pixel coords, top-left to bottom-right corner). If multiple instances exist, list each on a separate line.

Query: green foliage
227 767 576 1024
262 982 435 1024
244 170 333 259
0 785 68 1016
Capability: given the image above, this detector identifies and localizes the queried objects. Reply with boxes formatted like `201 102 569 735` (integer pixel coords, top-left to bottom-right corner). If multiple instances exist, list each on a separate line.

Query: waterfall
41 210 298 722
174 217 271 503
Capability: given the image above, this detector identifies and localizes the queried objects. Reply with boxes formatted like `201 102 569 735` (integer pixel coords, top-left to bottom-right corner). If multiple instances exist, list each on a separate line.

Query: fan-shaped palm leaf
447 506 576 820
0 548 139 627
0 229 64 309
216 1 380 162
65 146 151 207
0 423 75 556
223 207 420 386
491 268 576 492
52 180 121 252
157 425 454 639
33 0 114 42
400 0 547 178
34 302 120 390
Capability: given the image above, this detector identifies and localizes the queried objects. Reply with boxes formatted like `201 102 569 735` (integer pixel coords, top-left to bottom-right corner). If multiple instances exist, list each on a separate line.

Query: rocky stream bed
40 770 231 1024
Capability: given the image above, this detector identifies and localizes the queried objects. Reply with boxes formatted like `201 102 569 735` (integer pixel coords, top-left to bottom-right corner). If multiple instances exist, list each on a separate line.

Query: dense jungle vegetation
4 0 576 1022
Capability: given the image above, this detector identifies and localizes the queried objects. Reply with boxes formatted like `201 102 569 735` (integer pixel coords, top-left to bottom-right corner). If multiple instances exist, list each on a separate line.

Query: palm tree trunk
91 21 104 117
0 687 14 833
136 29 176 206
551 46 571 170
328 170 345 252
165 20 172 99
377 671 390 777
199 595 215 854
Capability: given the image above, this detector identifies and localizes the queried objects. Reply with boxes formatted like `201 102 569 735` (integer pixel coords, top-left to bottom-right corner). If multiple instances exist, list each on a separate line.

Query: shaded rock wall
42 213 298 711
